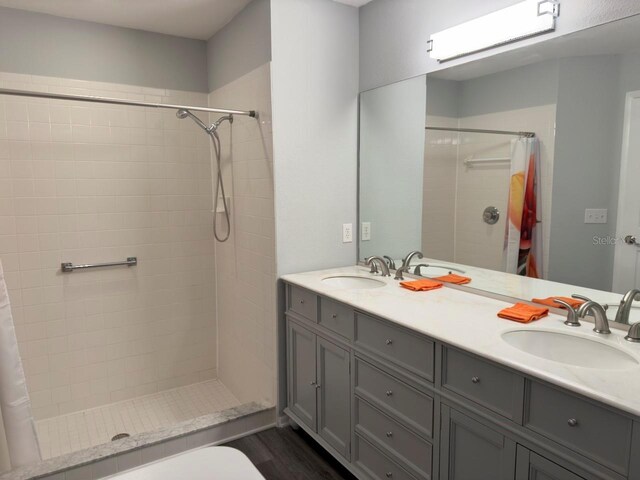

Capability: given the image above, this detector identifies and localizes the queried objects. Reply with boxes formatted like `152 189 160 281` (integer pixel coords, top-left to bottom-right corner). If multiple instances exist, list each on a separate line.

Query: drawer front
355 358 433 438
442 347 523 421
356 398 432 479
355 436 418 480
355 312 435 381
287 284 318 322
319 297 354 339
525 381 632 474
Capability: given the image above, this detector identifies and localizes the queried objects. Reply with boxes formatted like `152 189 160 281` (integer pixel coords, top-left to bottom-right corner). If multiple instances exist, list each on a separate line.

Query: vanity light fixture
427 0 560 62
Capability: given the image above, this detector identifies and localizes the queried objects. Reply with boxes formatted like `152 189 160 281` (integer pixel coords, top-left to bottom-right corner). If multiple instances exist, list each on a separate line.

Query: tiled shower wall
422 105 556 275
0 72 218 419
208 63 276 406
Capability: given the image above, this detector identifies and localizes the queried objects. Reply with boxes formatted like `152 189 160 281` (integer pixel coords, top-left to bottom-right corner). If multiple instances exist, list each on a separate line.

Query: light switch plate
361 222 371 241
585 208 607 224
342 223 353 243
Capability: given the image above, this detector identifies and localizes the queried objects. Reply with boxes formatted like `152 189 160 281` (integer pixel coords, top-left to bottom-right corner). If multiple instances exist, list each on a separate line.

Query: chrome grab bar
61 257 137 273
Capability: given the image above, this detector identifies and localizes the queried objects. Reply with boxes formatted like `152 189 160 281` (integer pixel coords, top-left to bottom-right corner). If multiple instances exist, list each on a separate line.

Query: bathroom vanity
281 267 640 480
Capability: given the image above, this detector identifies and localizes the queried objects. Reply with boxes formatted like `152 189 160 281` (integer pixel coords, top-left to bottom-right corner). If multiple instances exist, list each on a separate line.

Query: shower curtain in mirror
503 137 542 278
0 260 41 473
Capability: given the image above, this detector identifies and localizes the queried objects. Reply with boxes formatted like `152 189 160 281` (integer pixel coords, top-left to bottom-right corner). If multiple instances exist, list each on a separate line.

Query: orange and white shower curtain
503 138 542 278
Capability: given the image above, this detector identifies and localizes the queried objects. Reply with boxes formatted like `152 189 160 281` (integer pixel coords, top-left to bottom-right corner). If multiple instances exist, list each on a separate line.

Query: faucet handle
383 256 396 270
553 299 581 327
625 322 640 342
413 264 429 276
394 265 410 281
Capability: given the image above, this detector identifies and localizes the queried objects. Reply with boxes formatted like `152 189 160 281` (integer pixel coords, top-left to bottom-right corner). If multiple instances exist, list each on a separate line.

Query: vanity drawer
355 312 434 381
319 297 354 339
355 398 432 479
354 435 419 480
442 347 524 421
355 358 433 438
525 381 632 474
287 284 318 322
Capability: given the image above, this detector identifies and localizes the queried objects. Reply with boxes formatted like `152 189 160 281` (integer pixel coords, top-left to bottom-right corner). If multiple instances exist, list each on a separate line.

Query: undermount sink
321 275 386 290
501 330 639 369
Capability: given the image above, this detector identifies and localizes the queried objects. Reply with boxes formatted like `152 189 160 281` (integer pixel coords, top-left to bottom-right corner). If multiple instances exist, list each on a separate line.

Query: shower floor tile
35 379 241 460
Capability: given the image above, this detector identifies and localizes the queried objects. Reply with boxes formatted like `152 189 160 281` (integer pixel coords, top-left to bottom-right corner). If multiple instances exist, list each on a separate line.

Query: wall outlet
342 223 353 243
584 209 608 224
361 222 371 241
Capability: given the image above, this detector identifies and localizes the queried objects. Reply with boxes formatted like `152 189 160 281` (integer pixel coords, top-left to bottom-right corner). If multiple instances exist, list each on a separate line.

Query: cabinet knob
310 381 316 386
300 299 305 304
567 418 578 427
471 376 480 384
386 431 393 438
332 313 337 319
386 390 393 396
385 473 393 478
385 339 393 345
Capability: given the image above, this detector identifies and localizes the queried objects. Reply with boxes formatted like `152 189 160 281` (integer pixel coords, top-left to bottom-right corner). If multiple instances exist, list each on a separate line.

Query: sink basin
321 275 386 290
501 330 639 369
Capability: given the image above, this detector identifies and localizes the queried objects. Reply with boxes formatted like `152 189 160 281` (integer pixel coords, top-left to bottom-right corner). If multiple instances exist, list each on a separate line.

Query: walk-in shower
0 83 264 472
176 109 235 242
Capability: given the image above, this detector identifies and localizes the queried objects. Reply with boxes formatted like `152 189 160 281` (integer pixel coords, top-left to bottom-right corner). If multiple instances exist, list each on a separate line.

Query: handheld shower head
175 108 211 132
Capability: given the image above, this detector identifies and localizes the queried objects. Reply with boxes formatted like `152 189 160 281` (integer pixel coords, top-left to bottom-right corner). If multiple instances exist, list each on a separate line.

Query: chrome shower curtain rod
425 126 535 138
0 88 256 117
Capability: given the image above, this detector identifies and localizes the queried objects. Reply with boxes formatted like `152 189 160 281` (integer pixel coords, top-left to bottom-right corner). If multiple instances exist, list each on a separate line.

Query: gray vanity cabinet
317 336 351 459
286 320 317 430
439 405 516 480
515 446 585 480
283 282 638 480
286 317 352 460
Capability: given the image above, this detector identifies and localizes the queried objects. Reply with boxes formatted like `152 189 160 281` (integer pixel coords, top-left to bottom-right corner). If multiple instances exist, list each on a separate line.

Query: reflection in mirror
358 15 640 323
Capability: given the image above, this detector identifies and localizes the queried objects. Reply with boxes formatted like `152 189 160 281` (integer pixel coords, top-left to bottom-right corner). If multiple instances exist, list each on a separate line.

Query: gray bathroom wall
457 60 559 117
549 55 620 291
426 77 459 118
359 0 640 92
0 6 208 92
206 0 271 91
271 0 360 276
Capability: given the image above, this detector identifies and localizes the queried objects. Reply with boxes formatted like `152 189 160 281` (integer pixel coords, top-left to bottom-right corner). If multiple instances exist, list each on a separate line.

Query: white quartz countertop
281 266 640 417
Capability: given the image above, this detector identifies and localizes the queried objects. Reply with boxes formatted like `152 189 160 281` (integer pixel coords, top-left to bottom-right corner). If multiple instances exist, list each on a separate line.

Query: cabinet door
516 446 586 480
317 337 351 460
440 405 516 480
287 320 317 430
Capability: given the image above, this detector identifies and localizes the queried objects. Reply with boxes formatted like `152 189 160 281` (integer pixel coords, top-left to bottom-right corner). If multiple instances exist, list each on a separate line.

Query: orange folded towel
532 296 584 310
498 303 549 323
433 273 471 285
400 278 444 292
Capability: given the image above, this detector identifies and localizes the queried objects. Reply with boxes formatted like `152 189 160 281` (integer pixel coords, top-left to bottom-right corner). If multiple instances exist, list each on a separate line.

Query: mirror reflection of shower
176 109 233 242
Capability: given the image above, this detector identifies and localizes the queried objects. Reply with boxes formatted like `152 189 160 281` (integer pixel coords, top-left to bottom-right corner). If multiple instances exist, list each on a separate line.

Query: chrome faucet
402 250 423 269
615 289 640 325
383 256 396 270
577 300 611 334
553 299 581 327
365 256 390 277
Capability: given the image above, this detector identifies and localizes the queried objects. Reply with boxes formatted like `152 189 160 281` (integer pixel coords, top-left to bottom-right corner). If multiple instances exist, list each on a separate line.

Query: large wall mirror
359 14 640 323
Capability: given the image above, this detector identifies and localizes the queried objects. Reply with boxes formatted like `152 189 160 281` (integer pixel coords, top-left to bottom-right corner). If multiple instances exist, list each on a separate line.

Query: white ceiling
0 0 253 40
333 0 374 7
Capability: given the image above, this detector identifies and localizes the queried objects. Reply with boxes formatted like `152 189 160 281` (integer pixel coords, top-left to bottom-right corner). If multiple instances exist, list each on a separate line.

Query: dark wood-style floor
225 427 357 479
